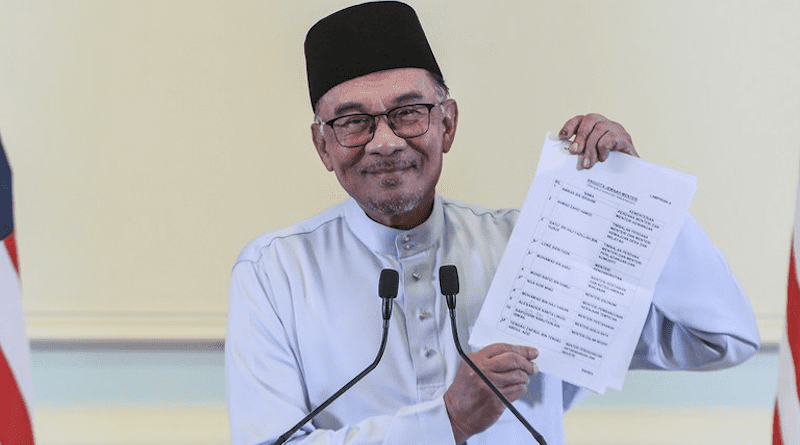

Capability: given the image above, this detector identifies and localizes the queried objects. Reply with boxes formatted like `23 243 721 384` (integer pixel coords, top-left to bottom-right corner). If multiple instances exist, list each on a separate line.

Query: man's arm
557 113 759 368
631 214 760 370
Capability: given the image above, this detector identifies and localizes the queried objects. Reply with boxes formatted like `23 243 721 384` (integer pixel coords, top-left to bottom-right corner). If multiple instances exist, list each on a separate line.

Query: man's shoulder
235 202 348 264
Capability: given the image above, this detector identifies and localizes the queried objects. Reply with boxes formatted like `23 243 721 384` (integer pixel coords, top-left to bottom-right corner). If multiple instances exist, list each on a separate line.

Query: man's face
312 68 458 229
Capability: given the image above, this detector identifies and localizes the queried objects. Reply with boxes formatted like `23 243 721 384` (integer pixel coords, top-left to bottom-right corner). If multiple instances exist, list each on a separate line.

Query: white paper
469 134 697 393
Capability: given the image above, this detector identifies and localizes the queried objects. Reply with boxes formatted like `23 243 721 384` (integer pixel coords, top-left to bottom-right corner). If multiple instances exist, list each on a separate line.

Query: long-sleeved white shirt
225 196 760 445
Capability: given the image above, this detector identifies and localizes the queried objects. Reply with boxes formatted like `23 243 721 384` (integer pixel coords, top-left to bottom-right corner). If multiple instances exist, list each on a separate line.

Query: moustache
361 159 417 174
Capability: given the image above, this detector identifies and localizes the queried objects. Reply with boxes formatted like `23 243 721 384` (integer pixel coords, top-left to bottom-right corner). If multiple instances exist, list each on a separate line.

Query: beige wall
0 0 797 341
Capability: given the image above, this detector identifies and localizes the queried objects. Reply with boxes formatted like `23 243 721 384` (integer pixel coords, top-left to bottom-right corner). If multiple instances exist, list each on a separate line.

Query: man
225 2 760 444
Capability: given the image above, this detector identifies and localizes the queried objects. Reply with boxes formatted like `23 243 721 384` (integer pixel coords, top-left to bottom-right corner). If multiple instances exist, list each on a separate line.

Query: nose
365 114 404 155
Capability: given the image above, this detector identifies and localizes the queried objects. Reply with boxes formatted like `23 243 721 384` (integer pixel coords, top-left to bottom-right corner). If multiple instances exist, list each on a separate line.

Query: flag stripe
790 234 800 402
0 235 31 401
773 401 783 445
774 186 800 444
0 235 34 445
776 329 800 444
0 347 35 445
0 133 34 444
4 231 18 274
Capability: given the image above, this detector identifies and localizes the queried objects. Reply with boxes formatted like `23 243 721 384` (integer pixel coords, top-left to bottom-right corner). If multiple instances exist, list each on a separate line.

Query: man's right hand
443 343 539 443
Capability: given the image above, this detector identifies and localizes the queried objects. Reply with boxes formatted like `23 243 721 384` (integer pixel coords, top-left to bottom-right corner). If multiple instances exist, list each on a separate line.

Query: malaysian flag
0 133 35 444
774 184 800 444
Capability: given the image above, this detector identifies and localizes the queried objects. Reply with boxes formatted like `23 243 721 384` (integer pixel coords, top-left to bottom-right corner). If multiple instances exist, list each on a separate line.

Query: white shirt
225 196 760 445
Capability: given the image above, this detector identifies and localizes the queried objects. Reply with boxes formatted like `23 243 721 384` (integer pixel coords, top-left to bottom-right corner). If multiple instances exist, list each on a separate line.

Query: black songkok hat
304 1 443 109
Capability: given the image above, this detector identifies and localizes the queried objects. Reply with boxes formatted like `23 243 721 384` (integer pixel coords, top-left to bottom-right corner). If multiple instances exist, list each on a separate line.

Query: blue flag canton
0 135 13 241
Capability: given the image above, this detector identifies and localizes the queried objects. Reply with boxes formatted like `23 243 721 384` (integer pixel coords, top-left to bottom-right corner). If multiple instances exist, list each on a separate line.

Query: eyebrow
389 92 425 106
333 102 368 116
331 91 427 117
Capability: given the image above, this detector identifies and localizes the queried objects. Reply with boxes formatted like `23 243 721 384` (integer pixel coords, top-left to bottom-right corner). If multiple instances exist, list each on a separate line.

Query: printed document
469 134 697 393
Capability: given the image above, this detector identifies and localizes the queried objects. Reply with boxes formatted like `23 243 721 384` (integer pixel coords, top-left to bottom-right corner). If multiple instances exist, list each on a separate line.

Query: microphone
379 268 399 327
439 265 547 445
273 269 400 445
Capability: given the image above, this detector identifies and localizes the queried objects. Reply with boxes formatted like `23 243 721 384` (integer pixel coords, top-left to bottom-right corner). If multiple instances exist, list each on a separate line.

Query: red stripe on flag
787 243 800 398
0 347 35 445
4 232 19 275
773 401 784 445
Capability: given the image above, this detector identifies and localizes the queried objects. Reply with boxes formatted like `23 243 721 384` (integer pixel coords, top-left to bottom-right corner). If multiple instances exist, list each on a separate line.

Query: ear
439 99 458 154
311 123 335 172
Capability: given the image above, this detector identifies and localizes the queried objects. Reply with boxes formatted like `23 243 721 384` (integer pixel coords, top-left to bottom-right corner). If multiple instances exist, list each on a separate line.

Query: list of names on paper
495 177 663 373
469 134 697 393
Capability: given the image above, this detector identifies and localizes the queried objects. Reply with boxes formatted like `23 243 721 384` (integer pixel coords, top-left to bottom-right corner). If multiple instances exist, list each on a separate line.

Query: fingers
558 113 637 169
486 365 535 396
480 342 538 360
476 344 538 373
558 114 584 143
559 113 599 155
498 381 529 401
472 343 538 391
484 351 537 375
598 130 638 159
596 131 616 162
443 343 539 442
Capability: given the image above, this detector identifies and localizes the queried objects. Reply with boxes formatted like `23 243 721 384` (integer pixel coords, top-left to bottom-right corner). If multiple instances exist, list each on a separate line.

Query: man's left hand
559 113 638 169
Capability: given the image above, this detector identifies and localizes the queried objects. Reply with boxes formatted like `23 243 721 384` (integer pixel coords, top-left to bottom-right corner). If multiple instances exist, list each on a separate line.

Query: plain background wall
0 0 798 342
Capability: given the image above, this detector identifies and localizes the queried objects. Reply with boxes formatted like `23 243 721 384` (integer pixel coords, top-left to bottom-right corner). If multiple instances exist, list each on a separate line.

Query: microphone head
439 265 459 295
378 269 399 299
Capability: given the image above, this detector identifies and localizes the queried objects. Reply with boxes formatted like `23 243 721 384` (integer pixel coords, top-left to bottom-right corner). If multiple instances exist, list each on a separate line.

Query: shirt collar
344 196 443 258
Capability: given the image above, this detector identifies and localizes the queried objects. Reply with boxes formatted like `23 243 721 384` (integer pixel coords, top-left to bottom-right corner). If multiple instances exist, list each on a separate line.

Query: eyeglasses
318 102 441 148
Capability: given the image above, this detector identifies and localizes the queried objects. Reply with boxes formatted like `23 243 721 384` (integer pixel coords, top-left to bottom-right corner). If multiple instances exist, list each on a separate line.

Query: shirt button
424 348 437 358
403 243 414 250
403 234 412 242
411 272 421 281
419 310 432 321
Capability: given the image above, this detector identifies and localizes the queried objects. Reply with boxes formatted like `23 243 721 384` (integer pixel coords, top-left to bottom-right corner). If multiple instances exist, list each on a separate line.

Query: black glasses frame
320 103 439 148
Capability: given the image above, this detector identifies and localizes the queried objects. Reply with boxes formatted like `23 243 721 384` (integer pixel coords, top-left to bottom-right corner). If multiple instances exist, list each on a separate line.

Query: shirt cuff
386 395 457 445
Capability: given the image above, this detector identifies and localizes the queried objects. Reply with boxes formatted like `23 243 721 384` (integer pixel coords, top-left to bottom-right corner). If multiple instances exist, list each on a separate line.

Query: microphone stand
439 265 547 445
273 269 399 445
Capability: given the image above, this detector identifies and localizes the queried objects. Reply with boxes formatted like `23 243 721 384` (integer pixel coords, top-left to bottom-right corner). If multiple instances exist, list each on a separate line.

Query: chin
368 191 425 216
